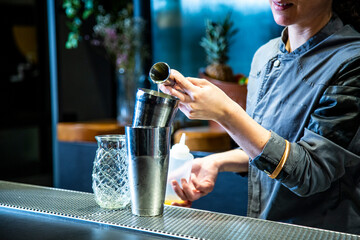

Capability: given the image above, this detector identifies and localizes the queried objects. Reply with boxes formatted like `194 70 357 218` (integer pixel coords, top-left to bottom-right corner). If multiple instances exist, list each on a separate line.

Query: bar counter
0 180 359 240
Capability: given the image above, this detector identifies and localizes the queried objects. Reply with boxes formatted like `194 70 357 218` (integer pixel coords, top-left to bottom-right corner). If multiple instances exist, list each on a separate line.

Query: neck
287 11 332 52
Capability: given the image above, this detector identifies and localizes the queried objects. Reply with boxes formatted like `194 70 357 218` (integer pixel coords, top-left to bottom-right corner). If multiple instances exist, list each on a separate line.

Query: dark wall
56 1 116 122
0 0 52 185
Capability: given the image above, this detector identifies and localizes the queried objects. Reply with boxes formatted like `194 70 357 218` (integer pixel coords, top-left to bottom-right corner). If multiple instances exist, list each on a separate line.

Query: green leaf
65 7 76 18
73 17 82 27
84 0 93 9
65 32 79 49
82 9 93 19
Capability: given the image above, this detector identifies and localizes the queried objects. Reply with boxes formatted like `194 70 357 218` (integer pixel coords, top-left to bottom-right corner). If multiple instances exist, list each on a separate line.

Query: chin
272 15 291 27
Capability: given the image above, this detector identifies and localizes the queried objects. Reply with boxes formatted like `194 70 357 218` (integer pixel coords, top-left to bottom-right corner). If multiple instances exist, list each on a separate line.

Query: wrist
213 156 224 173
215 99 243 127
202 153 223 172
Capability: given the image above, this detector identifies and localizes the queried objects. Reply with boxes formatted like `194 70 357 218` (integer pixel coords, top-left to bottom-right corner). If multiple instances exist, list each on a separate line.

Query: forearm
216 99 271 159
252 129 360 197
207 148 249 173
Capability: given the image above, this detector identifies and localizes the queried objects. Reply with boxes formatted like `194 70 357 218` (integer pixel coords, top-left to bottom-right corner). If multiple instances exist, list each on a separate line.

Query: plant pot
198 68 247 130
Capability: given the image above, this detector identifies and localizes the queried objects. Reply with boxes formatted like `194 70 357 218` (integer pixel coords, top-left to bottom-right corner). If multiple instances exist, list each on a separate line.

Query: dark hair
333 0 360 32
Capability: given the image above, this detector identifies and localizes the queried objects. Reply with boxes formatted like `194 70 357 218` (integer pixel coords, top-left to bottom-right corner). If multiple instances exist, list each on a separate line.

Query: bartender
160 0 360 235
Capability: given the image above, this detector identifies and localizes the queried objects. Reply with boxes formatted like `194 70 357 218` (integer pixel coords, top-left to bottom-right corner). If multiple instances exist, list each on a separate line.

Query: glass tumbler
92 135 130 209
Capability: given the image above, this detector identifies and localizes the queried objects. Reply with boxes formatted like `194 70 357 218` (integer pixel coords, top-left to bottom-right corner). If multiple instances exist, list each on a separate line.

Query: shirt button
274 60 280 67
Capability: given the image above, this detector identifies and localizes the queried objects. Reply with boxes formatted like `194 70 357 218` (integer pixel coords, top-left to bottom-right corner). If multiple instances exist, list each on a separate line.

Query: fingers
186 77 209 86
179 103 192 118
170 69 196 94
181 178 202 202
160 69 208 104
171 200 192 208
191 173 214 193
171 180 187 200
171 179 202 202
169 69 185 82
169 180 192 207
159 85 191 102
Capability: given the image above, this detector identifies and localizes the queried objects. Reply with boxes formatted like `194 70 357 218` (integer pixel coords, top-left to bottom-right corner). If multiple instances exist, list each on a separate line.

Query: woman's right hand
159 69 235 122
170 156 220 207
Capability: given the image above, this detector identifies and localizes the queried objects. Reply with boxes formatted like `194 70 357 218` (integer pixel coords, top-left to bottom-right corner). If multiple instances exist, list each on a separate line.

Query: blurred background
152 0 281 78
0 0 282 215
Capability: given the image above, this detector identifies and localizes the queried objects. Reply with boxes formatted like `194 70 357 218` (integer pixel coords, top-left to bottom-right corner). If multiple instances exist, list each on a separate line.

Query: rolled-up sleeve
250 57 360 197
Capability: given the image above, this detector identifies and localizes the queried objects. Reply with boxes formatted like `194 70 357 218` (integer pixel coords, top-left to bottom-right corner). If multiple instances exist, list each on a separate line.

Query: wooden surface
174 126 232 152
57 121 232 152
57 120 125 142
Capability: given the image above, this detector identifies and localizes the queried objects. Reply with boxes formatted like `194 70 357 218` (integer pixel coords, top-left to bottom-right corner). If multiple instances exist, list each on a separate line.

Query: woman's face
269 0 332 27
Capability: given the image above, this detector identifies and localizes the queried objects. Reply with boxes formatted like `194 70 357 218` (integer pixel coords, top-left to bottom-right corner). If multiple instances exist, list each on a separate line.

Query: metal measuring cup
149 62 175 86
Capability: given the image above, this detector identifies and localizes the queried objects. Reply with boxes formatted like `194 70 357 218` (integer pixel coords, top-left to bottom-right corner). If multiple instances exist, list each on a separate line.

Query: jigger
149 62 174 86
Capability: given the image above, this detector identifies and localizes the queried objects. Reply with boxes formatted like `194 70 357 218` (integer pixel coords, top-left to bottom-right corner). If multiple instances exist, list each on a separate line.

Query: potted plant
199 13 248 129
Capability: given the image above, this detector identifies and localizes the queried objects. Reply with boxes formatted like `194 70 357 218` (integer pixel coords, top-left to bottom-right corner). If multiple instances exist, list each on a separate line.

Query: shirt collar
279 14 344 55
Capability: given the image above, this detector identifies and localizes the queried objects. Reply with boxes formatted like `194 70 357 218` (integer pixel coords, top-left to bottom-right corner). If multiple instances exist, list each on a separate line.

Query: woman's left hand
159 69 234 122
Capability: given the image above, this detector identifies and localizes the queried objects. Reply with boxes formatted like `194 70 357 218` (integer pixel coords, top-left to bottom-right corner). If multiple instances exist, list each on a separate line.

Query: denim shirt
246 15 360 234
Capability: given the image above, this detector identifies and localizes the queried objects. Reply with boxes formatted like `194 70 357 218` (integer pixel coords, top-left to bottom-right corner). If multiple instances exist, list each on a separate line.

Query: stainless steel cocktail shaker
125 126 171 216
126 62 180 217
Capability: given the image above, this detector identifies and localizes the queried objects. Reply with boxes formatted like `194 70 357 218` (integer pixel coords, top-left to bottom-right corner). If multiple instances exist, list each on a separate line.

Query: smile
273 1 293 10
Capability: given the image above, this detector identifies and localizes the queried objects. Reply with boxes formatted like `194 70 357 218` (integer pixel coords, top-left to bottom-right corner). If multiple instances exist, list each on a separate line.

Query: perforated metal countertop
0 180 359 240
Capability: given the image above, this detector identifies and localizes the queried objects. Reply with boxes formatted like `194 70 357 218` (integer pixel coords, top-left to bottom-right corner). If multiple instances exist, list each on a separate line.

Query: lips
272 1 293 11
